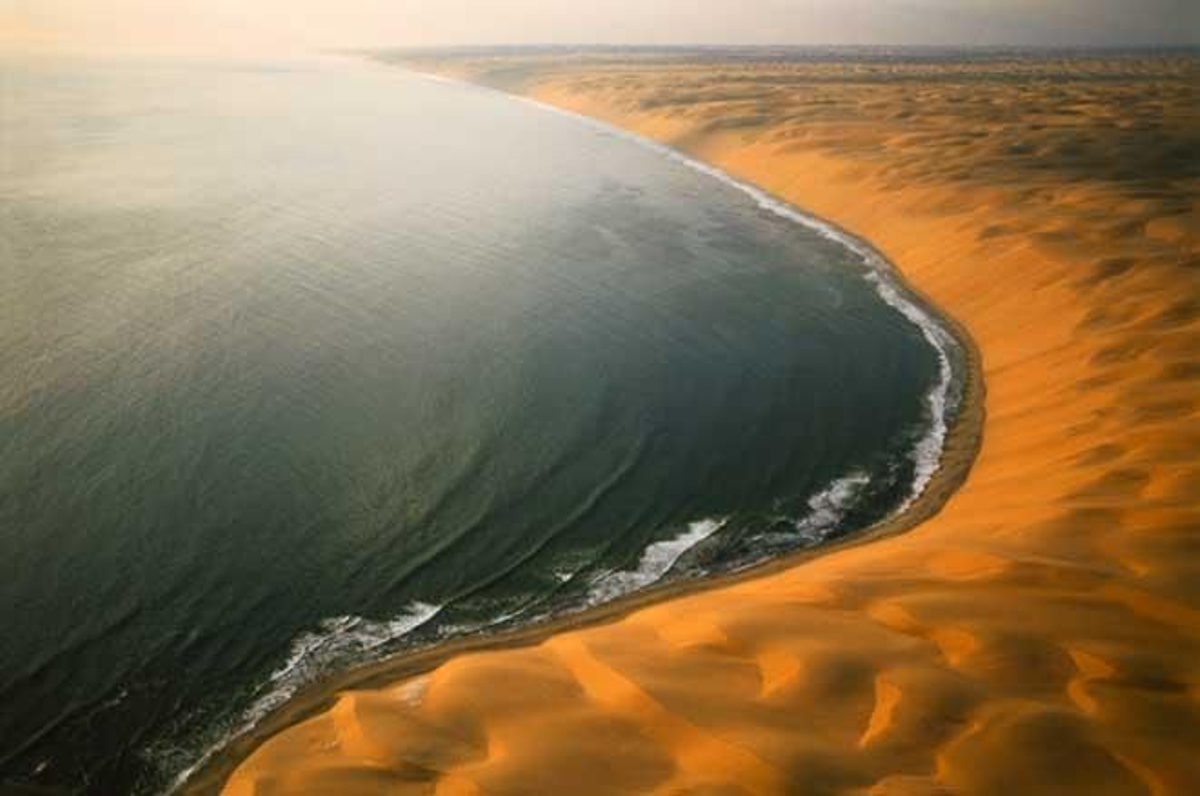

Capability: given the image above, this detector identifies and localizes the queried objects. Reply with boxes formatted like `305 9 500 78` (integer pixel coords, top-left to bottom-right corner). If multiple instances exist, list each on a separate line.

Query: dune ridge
204 51 1198 794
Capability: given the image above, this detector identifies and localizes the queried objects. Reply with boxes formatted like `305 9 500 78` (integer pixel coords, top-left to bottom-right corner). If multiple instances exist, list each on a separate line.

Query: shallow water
0 55 958 793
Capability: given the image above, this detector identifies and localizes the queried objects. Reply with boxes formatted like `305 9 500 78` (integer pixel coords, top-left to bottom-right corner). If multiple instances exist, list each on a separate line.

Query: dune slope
214 53 1199 795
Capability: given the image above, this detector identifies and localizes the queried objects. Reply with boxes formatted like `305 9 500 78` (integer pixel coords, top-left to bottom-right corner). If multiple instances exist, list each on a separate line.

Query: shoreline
179 50 1200 794
177 66 987 796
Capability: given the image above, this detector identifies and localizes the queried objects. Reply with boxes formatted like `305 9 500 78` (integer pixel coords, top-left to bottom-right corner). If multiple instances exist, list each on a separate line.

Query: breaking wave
586 518 726 604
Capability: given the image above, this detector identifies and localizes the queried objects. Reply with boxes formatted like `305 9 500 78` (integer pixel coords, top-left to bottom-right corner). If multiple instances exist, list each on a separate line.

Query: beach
199 51 1199 794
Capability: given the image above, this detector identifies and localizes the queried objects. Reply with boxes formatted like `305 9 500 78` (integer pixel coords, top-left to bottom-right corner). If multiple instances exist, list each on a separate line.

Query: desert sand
200 51 1199 794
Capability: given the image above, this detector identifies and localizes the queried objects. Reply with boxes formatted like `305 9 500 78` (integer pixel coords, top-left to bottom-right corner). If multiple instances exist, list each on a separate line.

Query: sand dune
204 52 1199 794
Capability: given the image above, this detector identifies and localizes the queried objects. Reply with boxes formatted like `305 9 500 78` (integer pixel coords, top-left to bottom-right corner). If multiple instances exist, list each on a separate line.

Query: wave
248 601 443 723
166 601 441 793
792 469 873 542
585 517 726 604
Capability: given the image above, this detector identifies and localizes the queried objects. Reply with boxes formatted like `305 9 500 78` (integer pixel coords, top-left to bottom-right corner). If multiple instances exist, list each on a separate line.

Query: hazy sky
3 0 1197 55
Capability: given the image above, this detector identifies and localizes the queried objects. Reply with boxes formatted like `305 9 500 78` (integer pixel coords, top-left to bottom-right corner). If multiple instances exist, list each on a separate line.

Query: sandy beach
199 51 1199 794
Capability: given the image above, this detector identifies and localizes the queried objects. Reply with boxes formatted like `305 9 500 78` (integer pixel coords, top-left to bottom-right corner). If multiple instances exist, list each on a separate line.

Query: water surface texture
0 57 959 793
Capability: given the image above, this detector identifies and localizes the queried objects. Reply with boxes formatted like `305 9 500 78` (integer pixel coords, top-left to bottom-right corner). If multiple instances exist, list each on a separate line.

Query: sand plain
206 51 1199 795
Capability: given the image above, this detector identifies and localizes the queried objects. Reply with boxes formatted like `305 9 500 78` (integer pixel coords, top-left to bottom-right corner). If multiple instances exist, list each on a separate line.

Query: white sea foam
586 518 726 604
251 601 441 720
433 605 529 640
860 271 956 511
166 601 440 793
792 470 873 541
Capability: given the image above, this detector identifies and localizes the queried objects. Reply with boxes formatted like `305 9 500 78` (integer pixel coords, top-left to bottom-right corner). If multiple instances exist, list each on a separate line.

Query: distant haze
2 0 1197 55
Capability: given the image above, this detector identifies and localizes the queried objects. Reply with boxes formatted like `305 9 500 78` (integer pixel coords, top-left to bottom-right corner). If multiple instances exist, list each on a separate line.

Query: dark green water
0 56 961 793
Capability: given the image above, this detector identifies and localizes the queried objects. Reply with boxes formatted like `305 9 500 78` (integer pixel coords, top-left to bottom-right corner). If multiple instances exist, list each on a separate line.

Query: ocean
0 55 961 793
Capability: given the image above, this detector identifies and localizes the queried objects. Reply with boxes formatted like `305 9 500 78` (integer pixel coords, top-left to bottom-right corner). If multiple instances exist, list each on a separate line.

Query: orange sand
206 54 1199 794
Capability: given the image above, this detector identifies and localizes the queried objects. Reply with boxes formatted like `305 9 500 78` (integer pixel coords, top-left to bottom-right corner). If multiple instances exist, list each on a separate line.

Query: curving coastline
188 50 1199 795
177 65 986 796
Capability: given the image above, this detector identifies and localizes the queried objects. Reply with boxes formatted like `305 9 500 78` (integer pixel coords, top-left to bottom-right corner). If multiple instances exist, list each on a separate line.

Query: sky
2 0 1197 55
